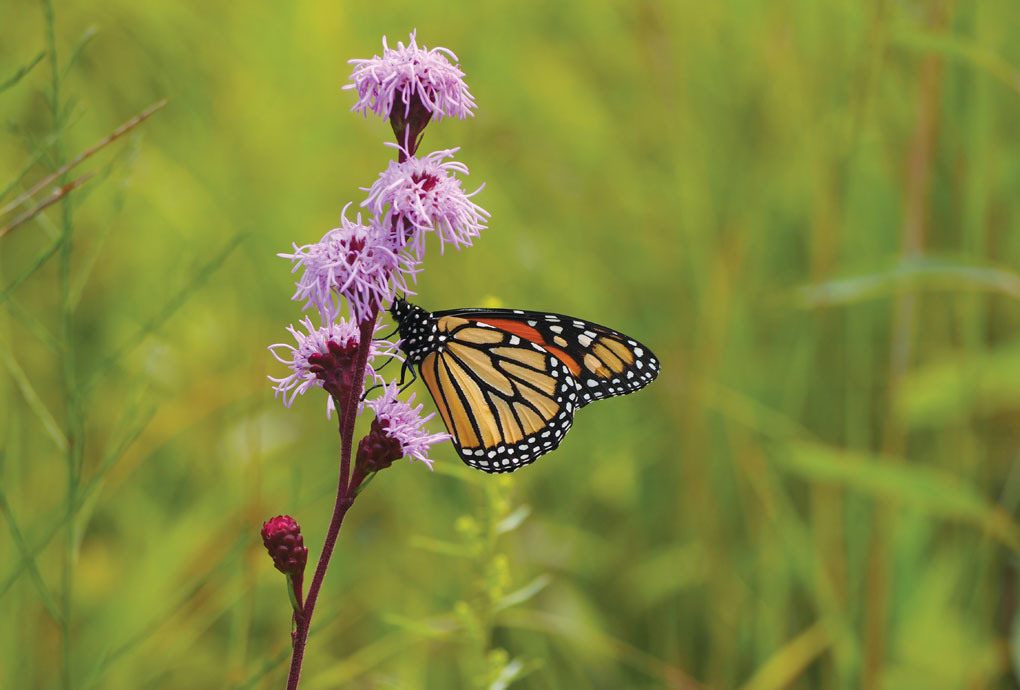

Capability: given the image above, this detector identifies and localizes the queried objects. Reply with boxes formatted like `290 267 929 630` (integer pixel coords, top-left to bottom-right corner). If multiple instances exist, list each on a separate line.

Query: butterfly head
388 298 434 365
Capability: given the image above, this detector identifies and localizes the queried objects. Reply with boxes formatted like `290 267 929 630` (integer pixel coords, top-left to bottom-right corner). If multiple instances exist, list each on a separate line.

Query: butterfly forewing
439 307 660 408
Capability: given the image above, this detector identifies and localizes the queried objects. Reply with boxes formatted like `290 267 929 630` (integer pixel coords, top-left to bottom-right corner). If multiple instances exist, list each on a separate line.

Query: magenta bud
261 515 308 576
356 417 404 473
306 338 360 402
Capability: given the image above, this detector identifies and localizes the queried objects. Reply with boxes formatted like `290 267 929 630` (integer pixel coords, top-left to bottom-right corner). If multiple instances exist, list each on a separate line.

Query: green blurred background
3 1 1020 688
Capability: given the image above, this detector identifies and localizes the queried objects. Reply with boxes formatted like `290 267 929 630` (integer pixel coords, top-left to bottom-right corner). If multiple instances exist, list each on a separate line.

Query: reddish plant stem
286 307 379 690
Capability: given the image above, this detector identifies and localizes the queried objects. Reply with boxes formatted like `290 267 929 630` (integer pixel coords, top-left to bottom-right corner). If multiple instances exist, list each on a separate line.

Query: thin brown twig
0 172 96 239
0 98 168 218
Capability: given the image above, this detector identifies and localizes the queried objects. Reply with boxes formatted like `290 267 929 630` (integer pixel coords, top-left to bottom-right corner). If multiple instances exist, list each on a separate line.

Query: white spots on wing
509 336 520 346
577 334 593 347
549 325 563 334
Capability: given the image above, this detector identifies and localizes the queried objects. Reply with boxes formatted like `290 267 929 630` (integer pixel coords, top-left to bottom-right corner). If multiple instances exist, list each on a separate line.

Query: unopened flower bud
306 338 360 401
261 515 308 576
356 417 405 473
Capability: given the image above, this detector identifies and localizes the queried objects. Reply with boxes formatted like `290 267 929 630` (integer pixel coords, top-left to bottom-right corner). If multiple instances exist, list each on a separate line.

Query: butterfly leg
361 357 419 401
397 359 418 393
376 323 401 341
373 353 397 374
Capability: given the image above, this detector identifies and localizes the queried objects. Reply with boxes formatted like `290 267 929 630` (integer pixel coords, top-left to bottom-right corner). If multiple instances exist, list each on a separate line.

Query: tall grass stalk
40 2 82 688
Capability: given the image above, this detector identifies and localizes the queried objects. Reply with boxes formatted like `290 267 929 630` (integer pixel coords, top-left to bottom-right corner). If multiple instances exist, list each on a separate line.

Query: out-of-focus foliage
2 1 1020 688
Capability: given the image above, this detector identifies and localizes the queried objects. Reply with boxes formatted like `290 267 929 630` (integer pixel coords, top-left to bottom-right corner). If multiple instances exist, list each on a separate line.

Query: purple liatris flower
363 146 488 258
261 515 308 576
280 206 418 324
358 383 450 471
345 30 475 124
268 317 399 417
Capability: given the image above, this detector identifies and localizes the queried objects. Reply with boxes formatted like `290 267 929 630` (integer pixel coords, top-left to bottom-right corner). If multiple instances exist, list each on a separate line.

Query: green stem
41 2 81 687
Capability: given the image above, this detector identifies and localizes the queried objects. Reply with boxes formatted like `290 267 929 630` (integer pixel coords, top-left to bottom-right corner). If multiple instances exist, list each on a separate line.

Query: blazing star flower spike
363 145 489 259
268 316 400 418
360 382 451 470
279 206 419 324
345 30 476 124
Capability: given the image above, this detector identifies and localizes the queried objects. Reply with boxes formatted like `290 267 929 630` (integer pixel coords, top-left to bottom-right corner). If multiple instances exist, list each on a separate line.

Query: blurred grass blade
495 574 552 612
380 612 455 638
408 535 475 558
700 381 809 441
490 657 542 690
78 535 248 690
0 171 96 239
898 340 1020 427
501 609 705 690
795 256 1020 308
0 51 45 96
1011 606 1020 685
738 622 831 690
0 346 68 451
774 441 1020 552
59 26 98 82
0 99 167 219
0 399 154 601
306 630 416 690
893 28 1020 96
495 504 531 534
489 658 525 690
4 295 60 352
432 460 487 485
80 232 244 396
231 647 291 690
621 542 706 610
70 141 139 309
0 126 68 203
0 486 64 623
0 238 62 308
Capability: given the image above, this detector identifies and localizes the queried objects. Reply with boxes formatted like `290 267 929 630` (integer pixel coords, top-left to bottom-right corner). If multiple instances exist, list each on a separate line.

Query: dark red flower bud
261 515 308 576
356 417 403 473
307 339 360 401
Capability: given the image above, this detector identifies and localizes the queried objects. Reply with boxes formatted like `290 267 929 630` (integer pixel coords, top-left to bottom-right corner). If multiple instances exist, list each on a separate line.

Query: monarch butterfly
390 298 660 473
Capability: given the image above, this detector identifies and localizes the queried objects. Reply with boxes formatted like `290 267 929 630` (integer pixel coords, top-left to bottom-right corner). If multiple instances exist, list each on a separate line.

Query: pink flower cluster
345 30 476 122
269 30 485 470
